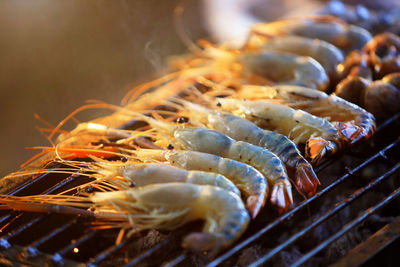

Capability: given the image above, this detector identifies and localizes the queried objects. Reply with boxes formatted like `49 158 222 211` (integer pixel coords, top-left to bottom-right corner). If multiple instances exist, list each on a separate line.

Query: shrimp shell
85 161 241 196
135 149 267 218
128 113 289 213
172 127 292 213
238 51 329 91
216 97 342 165
250 15 372 53
245 35 344 81
173 101 319 197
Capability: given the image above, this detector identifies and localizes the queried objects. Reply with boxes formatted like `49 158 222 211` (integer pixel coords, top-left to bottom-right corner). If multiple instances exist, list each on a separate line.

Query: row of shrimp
157 14 377 161
0 11 389 257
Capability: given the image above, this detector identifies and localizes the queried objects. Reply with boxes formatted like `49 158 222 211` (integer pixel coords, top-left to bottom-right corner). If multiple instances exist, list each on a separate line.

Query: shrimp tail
246 195 265 219
305 137 338 165
295 161 320 197
270 182 293 214
335 120 375 145
335 122 364 144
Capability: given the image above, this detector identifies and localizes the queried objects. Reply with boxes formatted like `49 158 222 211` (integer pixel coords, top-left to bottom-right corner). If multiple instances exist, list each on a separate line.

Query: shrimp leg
91 161 241 196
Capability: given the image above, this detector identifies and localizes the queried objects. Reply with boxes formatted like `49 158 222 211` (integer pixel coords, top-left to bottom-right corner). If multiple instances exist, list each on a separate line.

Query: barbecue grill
0 111 399 266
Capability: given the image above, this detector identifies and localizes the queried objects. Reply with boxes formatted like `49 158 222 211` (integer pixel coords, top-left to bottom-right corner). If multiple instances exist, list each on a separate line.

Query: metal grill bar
87 238 131 266
29 219 76 249
331 216 400 266
204 139 399 267
56 231 96 258
250 162 400 267
122 239 171 267
0 174 82 239
162 254 187 267
0 174 82 238
7 173 51 196
1 216 44 243
0 170 94 265
292 185 400 267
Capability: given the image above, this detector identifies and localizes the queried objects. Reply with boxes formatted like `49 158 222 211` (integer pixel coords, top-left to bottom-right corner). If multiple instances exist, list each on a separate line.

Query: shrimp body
216 98 341 164
259 85 376 145
135 149 266 218
0 183 250 256
91 162 240 196
174 101 319 197
246 35 344 80
238 51 329 91
250 15 372 53
173 127 292 213
132 113 289 212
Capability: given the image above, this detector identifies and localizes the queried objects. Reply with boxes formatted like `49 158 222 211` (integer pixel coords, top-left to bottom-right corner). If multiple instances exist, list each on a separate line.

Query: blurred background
0 0 207 177
0 0 396 177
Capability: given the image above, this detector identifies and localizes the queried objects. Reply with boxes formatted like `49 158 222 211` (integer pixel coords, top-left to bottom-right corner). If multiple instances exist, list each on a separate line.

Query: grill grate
0 113 399 266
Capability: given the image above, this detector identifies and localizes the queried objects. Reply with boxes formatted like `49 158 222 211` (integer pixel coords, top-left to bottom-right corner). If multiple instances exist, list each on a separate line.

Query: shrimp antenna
33 114 64 147
34 113 56 130
48 103 117 141
20 150 50 168
174 4 203 56
121 72 179 105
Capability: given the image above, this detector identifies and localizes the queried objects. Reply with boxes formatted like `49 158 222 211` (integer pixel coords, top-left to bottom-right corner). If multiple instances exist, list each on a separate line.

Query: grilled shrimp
240 85 376 145
216 97 342 165
245 35 344 81
87 161 240 196
0 183 250 256
250 15 371 54
238 51 329 91
135 149 266 218
127 113 290 213
164 42 330 92
6 158 240 197
169 100 319 197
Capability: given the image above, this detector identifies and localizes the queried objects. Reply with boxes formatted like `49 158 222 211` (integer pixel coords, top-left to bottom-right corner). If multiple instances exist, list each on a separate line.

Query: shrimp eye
216 102 222 107
129 182 136 187
167 144 175 150
177 117 189 123
121 157 128 162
